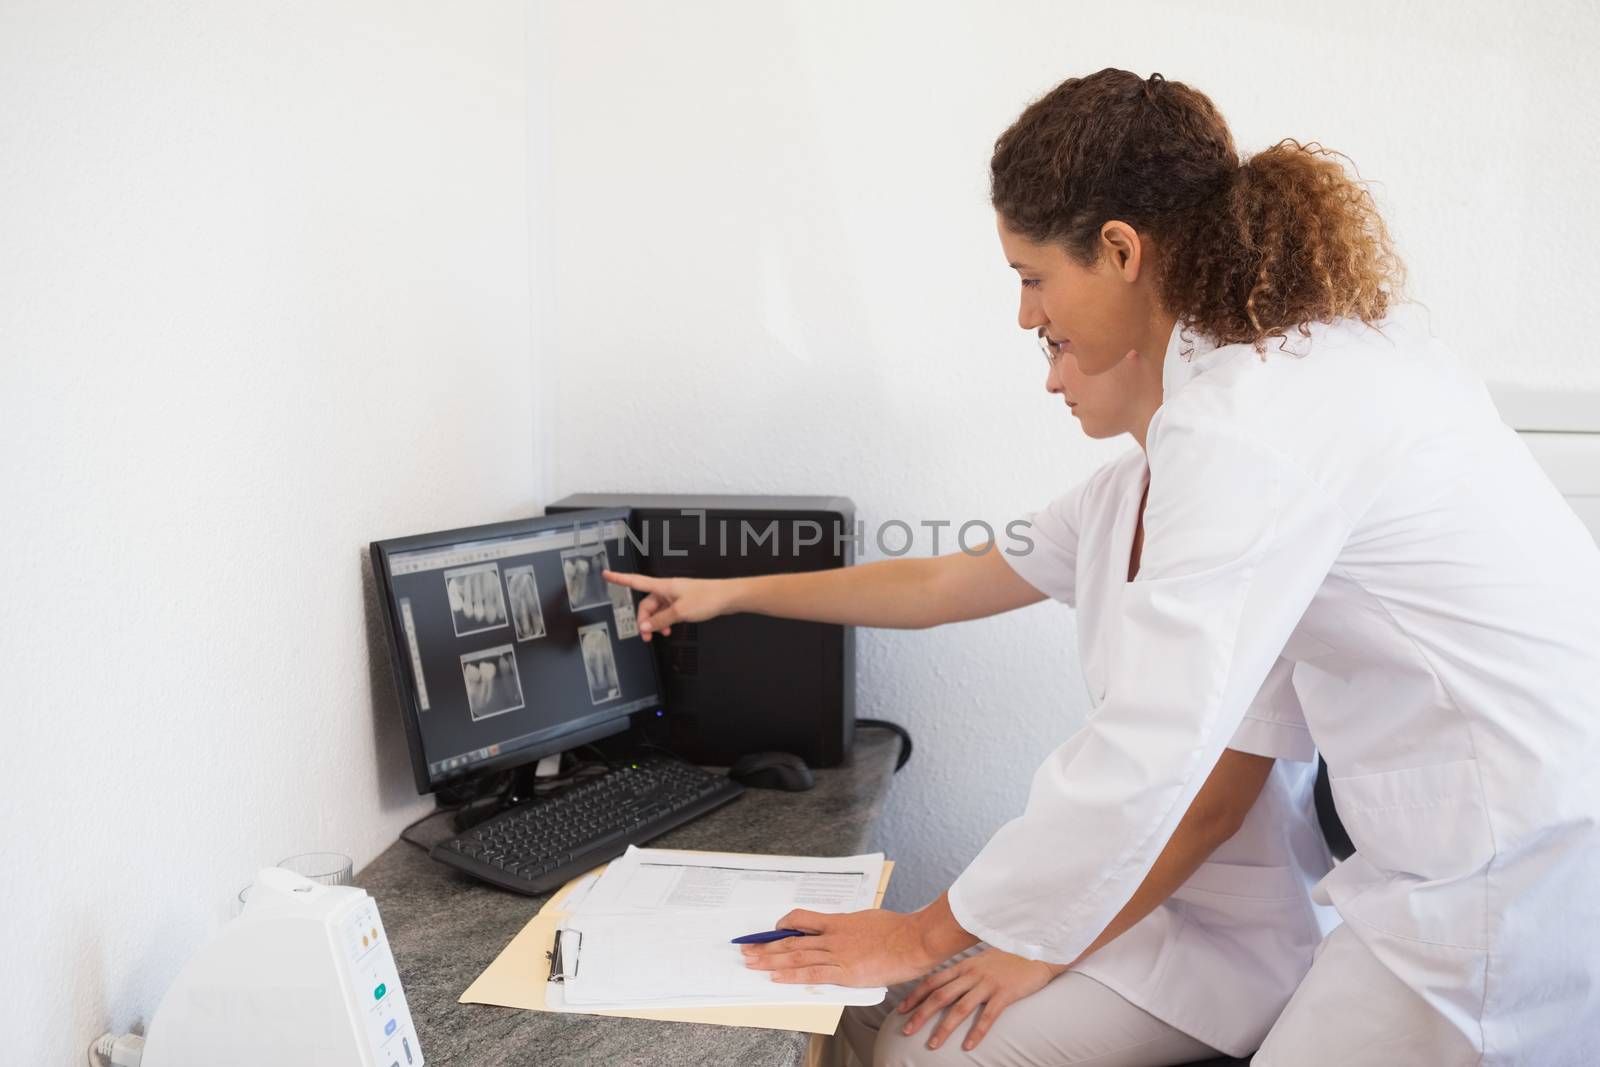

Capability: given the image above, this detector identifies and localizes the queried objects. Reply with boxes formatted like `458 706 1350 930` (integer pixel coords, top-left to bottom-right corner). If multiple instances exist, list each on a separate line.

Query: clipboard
460 850 894 1034
548 928 580 982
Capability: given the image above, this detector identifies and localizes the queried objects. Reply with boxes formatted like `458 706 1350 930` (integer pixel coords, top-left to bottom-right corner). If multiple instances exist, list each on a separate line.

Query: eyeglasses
1036 328 1065 368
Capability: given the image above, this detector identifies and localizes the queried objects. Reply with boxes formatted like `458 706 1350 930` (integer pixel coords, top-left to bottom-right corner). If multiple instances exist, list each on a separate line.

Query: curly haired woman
609 69 1600 1065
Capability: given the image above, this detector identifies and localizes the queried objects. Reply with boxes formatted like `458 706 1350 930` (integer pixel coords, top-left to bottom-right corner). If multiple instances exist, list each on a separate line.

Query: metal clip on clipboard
546 927 581 983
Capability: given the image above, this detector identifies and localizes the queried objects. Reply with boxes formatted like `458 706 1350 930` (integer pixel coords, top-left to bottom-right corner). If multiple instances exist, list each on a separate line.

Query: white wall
0 2 534 1060
528 0 1600 910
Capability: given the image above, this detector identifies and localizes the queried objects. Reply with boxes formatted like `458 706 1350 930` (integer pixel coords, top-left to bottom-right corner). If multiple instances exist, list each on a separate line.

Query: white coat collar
1160 320 1220 400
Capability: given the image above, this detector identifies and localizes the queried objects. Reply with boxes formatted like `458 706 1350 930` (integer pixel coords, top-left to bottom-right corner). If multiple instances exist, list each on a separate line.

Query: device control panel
338 894 423 1067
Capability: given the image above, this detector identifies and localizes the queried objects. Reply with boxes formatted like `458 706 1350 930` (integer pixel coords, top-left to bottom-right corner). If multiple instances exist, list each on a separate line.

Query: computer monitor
370 509 663 794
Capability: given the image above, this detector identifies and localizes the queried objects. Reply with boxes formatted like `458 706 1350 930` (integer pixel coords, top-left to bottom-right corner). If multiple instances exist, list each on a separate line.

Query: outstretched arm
604 542 1044 639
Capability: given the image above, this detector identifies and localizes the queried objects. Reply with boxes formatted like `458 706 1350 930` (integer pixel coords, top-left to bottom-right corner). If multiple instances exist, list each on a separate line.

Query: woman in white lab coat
612 400 1337 1064
612 69 1600 1063
835 325 1339 1064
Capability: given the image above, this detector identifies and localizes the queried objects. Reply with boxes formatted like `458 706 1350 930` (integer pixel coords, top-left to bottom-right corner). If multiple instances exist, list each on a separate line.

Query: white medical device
142 867 424 1067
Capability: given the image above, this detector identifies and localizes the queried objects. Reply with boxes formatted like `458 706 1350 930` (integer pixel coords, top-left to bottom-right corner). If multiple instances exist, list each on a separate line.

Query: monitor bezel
369 507 660 795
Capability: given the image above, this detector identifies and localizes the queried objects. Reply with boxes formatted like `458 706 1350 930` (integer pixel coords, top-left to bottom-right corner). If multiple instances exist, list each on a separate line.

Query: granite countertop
357 730 902 1067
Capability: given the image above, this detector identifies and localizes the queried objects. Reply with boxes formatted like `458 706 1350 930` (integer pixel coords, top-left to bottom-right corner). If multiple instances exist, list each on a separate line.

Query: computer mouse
729 751 815 792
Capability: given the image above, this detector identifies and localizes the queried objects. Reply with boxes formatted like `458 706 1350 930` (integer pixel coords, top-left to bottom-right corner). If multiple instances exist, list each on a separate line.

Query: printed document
552 847 889 1010
575 846 884 916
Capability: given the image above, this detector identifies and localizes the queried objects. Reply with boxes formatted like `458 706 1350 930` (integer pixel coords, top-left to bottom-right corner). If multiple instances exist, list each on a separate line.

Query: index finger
602 569 657 591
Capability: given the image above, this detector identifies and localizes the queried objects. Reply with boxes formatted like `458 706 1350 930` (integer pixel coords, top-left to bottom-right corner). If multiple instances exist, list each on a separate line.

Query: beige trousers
1252 923 1482 1066
839 947 1221 1067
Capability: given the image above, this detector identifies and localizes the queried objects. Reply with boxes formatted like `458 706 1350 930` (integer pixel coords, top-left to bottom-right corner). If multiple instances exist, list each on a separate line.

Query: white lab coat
1006 447 1338 1057
951 311 1600 1063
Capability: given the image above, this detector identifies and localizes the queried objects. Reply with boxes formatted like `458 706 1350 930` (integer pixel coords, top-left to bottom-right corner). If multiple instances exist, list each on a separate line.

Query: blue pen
730 927 812 945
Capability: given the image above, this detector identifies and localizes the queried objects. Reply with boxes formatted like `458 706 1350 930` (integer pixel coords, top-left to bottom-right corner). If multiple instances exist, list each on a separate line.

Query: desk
356 730 901 1066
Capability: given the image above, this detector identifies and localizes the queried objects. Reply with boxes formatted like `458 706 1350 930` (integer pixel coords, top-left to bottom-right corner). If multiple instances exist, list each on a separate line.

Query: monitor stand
445 749 577 832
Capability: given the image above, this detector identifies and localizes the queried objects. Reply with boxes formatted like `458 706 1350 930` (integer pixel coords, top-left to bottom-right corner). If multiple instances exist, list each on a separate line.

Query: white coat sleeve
1226 657 1316 762
947 413 1351 962
1003 478 1093 607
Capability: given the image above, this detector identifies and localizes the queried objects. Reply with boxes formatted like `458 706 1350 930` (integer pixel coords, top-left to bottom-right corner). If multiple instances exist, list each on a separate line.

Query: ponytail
1182 140 1405 347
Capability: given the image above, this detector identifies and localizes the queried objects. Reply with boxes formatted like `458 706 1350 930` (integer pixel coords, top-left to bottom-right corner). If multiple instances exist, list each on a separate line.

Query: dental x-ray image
562 545 611 611
460 644 524 720
578 622 621 704
504 564 547 642
444 562 508 637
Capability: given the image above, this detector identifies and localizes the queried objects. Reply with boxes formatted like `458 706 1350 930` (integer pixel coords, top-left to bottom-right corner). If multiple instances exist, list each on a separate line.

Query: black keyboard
431 755 745 895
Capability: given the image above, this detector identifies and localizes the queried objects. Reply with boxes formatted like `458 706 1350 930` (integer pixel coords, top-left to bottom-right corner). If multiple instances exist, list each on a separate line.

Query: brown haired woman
610 69 1600 1064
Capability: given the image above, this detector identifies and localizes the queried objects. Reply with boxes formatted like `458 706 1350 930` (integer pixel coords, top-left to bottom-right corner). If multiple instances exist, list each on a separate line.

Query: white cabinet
1492 384 1600 545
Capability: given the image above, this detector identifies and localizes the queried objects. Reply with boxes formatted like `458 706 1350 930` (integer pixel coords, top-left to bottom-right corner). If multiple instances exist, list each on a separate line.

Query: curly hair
991 68 1405 349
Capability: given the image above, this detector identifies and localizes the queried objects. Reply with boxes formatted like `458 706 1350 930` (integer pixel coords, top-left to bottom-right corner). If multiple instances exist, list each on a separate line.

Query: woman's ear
1098 221 1144 282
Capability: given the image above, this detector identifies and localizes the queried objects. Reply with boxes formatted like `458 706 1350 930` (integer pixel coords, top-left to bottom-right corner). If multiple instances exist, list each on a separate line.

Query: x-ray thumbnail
609 575 639 640
562 545 611 611
444 562 508 637
504 565 547 642
578 622 621 704
460 644 524 721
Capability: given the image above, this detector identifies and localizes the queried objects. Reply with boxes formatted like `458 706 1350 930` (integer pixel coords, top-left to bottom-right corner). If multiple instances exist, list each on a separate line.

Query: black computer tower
544 494 856 767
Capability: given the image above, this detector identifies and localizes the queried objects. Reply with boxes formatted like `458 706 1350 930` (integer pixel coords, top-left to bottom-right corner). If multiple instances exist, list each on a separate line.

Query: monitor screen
371 509 662 793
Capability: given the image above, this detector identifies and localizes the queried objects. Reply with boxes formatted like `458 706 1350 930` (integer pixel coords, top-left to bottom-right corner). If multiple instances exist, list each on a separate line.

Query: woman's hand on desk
602 571 735 642
896 948 1065 1052
739 893 979 990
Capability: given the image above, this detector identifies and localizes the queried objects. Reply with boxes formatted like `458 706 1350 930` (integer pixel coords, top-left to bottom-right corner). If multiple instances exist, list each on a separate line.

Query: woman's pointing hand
602 570 738 641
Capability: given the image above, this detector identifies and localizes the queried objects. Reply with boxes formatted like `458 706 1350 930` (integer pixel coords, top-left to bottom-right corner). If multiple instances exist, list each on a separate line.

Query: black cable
857 718 913 772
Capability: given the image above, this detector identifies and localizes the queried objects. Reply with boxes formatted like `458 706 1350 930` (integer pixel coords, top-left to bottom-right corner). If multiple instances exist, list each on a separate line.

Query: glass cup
276 851 354 887
235 852 353 915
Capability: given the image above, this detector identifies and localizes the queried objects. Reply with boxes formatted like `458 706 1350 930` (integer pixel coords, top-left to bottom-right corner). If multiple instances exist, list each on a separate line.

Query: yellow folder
459 850 894 1036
